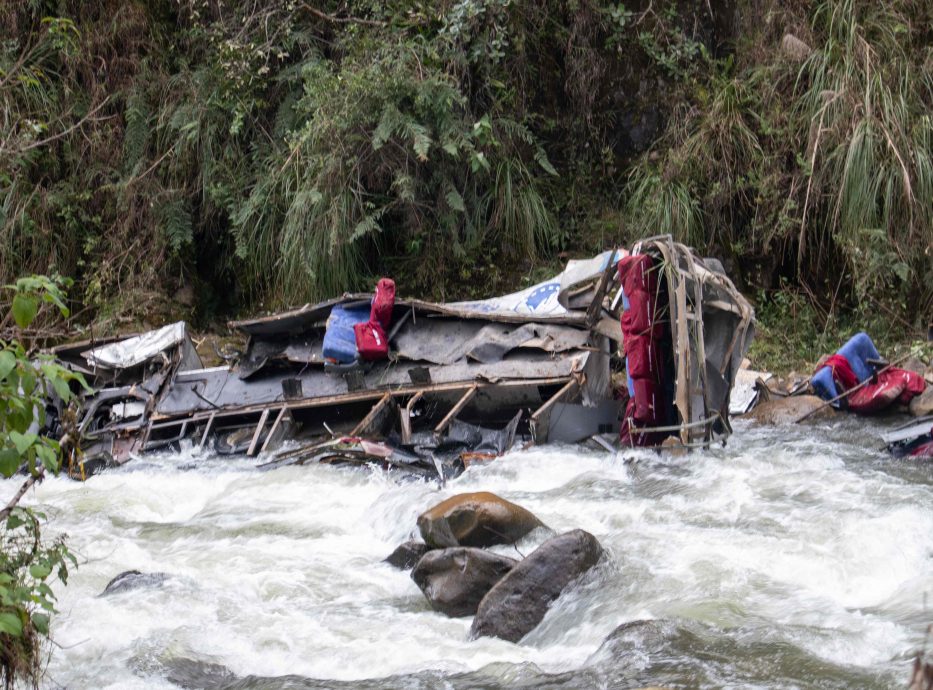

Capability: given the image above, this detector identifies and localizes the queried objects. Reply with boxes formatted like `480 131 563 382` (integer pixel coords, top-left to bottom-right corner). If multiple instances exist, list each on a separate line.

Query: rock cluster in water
388 491 604 643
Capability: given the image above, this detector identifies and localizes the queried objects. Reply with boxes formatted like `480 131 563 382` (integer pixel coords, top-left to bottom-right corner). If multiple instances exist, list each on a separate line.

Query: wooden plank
260 406 289 454
400 391 423 445
433 384 479 435
198 412 216 450
351 393 393 437
246 408 271 456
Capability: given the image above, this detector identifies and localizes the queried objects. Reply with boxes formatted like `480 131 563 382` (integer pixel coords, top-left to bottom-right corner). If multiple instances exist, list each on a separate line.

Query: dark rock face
470 529 604 642
101 570 169 596
417 492 544 548
411 548 517 618
385 540 432 569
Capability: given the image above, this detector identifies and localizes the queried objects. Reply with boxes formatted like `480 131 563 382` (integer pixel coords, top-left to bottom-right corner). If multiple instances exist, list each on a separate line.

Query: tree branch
0 468 45 524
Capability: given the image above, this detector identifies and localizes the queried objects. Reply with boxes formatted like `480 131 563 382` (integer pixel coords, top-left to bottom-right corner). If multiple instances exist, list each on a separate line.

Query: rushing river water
5 415 933 689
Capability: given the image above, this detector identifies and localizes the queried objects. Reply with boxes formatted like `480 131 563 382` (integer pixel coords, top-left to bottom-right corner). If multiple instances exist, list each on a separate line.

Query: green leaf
535 147 559 176
19 365 35 396
41 290 69 317
9 431 36 455
0 351 15 381
41 364 72 401
35 443 60 473
0 612 23 637
29 564 51 580
11 294 39 329
445 189 465 212
31 612 50 635
0 448 20 477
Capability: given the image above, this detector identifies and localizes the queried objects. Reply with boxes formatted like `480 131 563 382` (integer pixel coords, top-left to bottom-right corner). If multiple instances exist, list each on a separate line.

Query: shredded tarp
446 249 623 317
84 322 187 370
393 321 590 365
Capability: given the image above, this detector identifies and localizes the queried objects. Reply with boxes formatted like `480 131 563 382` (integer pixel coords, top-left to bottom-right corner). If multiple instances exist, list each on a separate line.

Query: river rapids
5 415 933 689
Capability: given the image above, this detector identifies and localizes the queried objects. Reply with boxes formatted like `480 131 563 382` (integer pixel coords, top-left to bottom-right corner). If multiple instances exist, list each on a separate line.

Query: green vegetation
0 276 84 689
1 1 930 354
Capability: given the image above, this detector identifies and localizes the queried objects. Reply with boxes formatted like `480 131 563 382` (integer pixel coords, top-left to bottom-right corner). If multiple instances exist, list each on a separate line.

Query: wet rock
470 529 604 642
384 540 432 570
101 569 169 596
902 356 927 376
411 547 517 618
592 619 676 660
417 492 544 548
910 385 933 417
743 394 835 425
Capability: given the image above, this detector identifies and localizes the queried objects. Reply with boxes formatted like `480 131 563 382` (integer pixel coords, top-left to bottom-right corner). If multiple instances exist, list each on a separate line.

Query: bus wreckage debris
48 237 755 479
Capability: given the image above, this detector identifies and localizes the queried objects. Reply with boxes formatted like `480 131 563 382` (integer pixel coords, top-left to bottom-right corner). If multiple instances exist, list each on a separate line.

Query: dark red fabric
618 254 669 447
820 354 858 391
897 369 927 405
624 335 656 379
371 278 396 330
848 368 926 414
353 278 396 361
354 321 389 360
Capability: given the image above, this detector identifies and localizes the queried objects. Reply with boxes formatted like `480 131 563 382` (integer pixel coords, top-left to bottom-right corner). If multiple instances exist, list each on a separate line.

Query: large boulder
384 540 432 570
470 529 604 642
910 385 933 417
743 394 835 425
411 547 517 617
417 492 544 548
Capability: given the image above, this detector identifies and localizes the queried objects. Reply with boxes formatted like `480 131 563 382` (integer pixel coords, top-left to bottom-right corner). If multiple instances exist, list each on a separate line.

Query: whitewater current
4 415 932 689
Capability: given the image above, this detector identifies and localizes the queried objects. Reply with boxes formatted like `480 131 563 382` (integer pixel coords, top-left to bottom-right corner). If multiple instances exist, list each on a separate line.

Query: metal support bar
260 406 289 454
198 412 216 450
530 376 582 423
246 408 271 456
351 393 393 437
434 384 478 436
400 391 423 445
529 376 582 444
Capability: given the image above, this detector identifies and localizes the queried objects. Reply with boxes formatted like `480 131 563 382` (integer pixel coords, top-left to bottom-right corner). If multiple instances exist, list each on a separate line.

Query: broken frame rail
141 375 578 454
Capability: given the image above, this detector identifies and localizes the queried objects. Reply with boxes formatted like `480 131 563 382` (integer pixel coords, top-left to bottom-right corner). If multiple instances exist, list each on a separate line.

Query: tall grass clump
233 48 559 306
623 0 932 326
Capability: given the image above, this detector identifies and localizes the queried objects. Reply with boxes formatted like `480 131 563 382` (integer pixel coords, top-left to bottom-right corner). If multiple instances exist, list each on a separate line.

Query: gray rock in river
411 547 517 617
588 619 677 662
100 569 169 596
470 529 604 642
417 491 544 548
385 540 433 570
